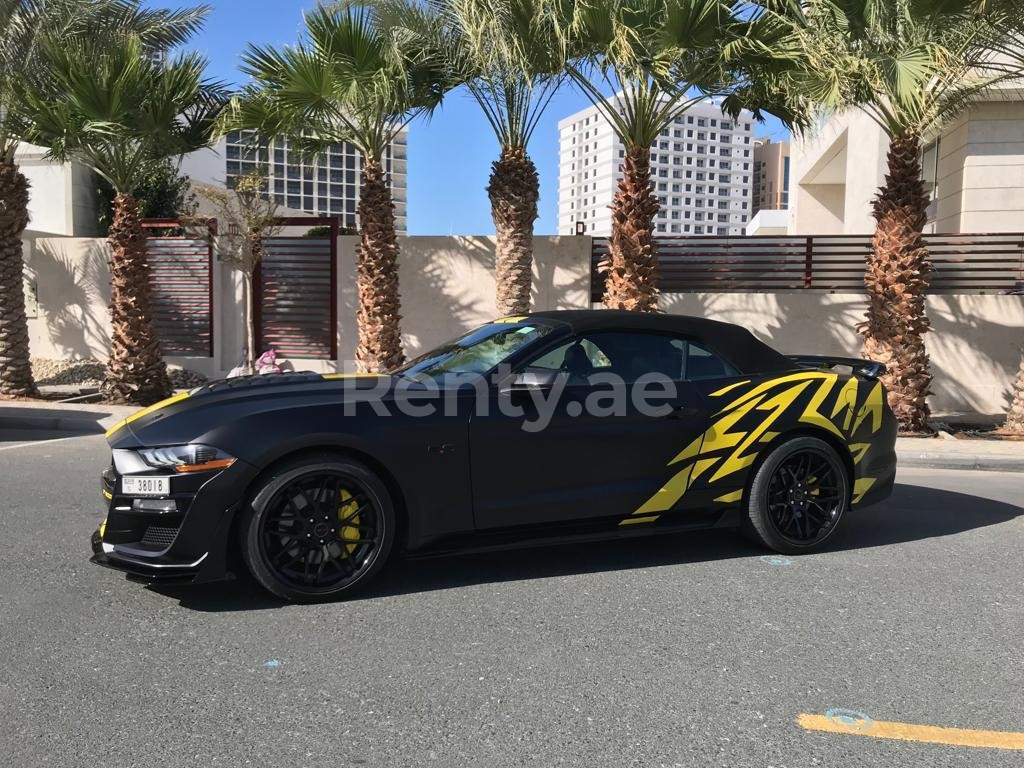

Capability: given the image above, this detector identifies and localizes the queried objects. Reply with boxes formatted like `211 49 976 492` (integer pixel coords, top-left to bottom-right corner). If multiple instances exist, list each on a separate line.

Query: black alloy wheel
241 455 395 602
744 436 850 555
765 449 843 545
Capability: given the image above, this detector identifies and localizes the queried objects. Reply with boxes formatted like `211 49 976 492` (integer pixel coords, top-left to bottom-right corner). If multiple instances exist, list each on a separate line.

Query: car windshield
395 321 556 380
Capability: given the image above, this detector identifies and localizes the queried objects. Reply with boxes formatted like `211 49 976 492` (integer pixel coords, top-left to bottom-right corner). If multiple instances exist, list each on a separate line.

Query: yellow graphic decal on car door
619 371 885 525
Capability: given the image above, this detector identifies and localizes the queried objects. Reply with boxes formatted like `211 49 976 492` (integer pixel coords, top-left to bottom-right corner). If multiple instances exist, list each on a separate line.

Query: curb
896 452 1024 473
0 413 109 434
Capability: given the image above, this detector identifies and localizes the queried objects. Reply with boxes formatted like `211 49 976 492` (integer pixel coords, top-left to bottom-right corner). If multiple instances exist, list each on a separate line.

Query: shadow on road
154 481 1022 612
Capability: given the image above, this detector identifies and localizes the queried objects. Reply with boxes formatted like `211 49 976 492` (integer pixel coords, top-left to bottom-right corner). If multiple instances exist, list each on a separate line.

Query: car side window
684 341 738 380
522 332 737 382
522 332 679 382
527 338 610 372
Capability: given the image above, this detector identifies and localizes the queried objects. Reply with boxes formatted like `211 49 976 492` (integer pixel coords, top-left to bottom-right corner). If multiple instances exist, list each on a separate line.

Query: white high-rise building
557 99 756 236
181 129 408 234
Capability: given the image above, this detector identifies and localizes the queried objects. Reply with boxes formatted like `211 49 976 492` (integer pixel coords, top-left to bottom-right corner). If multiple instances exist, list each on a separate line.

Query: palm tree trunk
1003 349 1024 434
0 158 37 397
603 146 659 312
244 270 256 375
488 146 539 316
355 158 404 372
102 192 171 405
859 134 932 433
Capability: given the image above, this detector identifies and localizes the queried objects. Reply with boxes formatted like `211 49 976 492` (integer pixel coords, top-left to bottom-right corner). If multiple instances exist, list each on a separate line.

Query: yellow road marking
798 713 1024 750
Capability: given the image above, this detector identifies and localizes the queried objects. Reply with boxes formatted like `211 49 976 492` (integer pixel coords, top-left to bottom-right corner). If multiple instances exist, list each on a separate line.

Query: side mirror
500 370 557 394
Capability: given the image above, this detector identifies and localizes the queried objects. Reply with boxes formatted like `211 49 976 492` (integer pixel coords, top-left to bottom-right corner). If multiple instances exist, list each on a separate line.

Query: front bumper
90 457 258 585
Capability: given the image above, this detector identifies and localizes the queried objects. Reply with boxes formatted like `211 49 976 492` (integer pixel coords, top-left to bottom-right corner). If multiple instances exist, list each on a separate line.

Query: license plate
122 476 170 496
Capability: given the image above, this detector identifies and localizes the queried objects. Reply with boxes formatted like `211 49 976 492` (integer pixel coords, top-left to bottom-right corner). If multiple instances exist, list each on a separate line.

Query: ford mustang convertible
92 310 897 602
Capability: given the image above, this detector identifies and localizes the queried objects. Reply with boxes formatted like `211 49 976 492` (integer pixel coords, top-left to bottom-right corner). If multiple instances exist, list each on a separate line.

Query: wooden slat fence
591 233 1024 298
142 219 216 357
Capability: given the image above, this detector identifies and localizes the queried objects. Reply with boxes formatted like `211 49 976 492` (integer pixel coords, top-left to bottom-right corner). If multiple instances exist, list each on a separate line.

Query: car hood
105 372 396 449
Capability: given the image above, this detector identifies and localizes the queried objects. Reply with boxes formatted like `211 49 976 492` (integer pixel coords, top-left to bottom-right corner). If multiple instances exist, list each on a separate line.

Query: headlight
137 444 236 473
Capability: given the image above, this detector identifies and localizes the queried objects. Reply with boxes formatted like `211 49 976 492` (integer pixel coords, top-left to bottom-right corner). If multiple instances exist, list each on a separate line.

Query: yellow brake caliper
338 489 361 557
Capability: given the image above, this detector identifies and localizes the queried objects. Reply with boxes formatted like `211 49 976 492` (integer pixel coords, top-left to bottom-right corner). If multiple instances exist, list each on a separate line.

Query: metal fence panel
591 233 1024 298
255 224 338 359
143 222 214 357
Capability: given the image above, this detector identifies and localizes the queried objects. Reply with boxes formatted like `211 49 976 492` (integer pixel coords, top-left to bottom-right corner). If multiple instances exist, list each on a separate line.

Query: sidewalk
0 400 136 434
895 436 1024 472
2 399 1024 471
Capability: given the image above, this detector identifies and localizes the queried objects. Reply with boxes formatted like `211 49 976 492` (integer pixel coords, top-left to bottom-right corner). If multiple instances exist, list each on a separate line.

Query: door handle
666 405 700 419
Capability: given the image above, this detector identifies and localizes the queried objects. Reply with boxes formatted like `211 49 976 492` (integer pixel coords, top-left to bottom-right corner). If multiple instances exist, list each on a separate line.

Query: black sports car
92 310 897 602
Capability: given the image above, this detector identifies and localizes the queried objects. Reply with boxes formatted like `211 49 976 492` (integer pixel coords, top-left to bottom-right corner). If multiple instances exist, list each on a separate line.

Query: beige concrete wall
23 233 112 361
659 291 1024 417
22 231 1021 417
336 235 593 363
23 233 592 377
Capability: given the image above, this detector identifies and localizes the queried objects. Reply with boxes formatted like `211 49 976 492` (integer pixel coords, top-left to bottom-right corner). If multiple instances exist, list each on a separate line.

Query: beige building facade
15 144 102 237
788 94 1024 235
752 138 790 214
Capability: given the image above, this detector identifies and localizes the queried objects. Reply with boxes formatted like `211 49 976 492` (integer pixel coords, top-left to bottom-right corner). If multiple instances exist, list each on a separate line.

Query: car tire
743 436 849 555
239 453 396 602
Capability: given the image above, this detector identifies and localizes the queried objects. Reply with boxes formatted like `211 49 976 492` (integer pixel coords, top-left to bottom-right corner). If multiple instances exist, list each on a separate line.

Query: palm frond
235 3 451 163
15 32 221 192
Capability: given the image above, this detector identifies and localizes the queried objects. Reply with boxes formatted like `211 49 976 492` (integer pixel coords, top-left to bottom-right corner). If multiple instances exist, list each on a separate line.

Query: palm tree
378 0 566 315
1004 351 1024 434
230 3 449 372
560 0 796 312
793 0 1024 432
0 0 207 397
16 34 223 404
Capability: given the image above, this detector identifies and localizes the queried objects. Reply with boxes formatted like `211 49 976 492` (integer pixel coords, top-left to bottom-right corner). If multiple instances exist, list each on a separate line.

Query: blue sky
169 1 791 235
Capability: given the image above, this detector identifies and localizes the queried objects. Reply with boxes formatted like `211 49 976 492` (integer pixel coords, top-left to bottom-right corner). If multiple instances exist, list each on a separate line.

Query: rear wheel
240 454 395 602
744 436 849 555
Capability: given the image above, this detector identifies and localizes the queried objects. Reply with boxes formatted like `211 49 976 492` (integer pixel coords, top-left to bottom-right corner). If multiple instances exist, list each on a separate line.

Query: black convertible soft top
525 310 795 375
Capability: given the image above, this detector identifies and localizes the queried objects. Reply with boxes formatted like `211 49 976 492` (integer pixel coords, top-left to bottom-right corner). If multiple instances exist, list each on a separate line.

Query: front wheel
239 454 396 602
744 436 849 555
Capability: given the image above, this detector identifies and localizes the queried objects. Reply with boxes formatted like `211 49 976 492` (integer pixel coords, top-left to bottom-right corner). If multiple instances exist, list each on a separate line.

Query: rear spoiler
787 355 887 379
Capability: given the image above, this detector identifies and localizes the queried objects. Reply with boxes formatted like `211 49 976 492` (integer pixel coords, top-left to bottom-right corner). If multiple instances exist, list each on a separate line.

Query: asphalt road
1 430 1022 768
